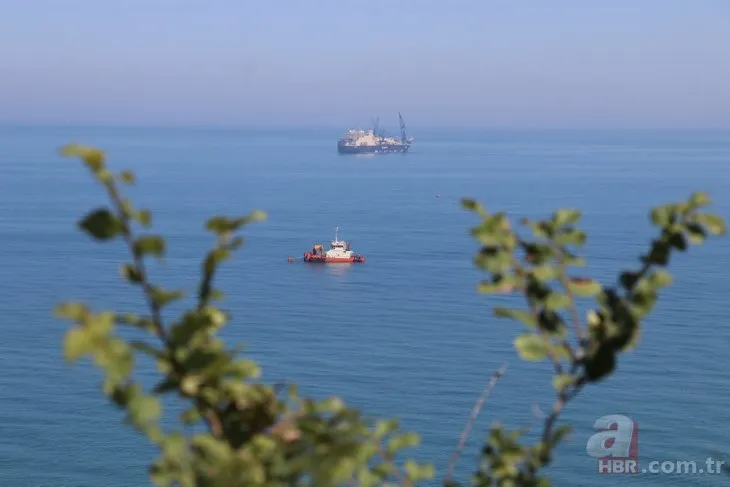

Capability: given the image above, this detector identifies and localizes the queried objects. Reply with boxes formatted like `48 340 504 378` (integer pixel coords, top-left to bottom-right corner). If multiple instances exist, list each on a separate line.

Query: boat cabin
330 227 351 250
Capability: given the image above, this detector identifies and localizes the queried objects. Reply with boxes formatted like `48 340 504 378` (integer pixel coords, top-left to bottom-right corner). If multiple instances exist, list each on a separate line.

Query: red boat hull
303 253 365 263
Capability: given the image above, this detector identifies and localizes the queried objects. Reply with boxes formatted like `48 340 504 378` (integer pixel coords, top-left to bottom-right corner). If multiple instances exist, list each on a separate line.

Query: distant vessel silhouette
337 113 413 154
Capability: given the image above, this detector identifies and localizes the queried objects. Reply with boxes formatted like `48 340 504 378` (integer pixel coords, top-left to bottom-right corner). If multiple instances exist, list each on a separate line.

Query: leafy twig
96 165 226 438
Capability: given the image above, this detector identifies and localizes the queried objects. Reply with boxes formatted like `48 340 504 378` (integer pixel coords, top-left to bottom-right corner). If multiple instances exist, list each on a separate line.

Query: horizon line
1 121 729 133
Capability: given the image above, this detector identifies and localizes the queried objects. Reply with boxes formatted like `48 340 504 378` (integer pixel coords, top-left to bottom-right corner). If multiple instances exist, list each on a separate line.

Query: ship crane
398 112 411 144
371 116 384 141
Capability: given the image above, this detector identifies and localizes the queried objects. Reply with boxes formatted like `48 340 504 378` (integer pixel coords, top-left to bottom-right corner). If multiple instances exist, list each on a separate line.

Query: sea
0 126 729 486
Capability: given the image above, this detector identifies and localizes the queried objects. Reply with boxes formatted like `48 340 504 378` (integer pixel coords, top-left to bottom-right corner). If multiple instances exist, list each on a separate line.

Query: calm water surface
0 126 729 486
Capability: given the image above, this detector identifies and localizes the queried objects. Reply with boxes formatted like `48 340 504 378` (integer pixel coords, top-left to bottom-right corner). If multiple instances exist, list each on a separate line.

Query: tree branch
102 179 225 438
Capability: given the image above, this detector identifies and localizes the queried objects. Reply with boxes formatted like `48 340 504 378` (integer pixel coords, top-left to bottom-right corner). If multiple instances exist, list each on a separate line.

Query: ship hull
337 141 409 154
303 253 365 263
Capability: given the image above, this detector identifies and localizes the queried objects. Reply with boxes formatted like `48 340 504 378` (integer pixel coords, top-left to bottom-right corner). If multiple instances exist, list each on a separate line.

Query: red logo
586 414 639 474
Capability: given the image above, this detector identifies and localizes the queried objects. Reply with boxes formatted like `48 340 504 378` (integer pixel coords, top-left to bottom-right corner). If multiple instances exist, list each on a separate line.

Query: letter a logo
586 414 639 474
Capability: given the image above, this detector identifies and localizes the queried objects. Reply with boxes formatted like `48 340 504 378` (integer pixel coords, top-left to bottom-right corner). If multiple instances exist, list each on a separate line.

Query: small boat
303 227 366 264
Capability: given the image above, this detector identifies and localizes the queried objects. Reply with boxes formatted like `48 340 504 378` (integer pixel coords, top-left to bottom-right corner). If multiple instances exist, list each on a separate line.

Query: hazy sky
1 0 729 128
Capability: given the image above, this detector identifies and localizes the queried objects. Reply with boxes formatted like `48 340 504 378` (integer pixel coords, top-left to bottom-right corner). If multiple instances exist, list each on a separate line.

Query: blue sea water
0 126 729 486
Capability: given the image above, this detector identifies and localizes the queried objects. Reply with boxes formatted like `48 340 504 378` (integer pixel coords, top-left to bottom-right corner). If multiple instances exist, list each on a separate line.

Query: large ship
337 113 413 154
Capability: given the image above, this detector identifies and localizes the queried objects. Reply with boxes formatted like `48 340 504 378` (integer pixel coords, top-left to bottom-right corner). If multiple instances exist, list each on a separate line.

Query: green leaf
494 307 538 328
64 328 93 362
104 343 135 381
555 229 586 247
138 209 152 227
403 460 435 482
87 311 114 338
532 265 559 281
566 277 601 297
650 205 673 227
513 334 548 361
695 213 726 236
205 216 232 234
387 431 420 454
689 191 711 208
55 302 88 322
685 222 706 244
317 396 345 413
475 247 513 273
647 270 673 289
226 358 261 380
544 292 571 311
119 170 135 184
471 223 515 247
563 251 586 267
192 435 232 464
478 278 518 294
60 144 105 171
134 235 166 258
150 287 185 308
243 209 267 224
553 209 581 227
129 394 162 425
374 419 399 438
461 198 487 215
524 220 551 239
169 313 207 347
205 211 267 235
150 468 176 487
203 306 227 328
552 374 574 391
120 263 142 283
521 242 554 265
78 208 123 240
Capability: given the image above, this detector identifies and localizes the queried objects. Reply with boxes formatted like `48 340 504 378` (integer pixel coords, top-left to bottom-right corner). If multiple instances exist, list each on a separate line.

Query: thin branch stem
107 183 167 341
444 363 507 484
541 377 585 446
556 259 585 346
